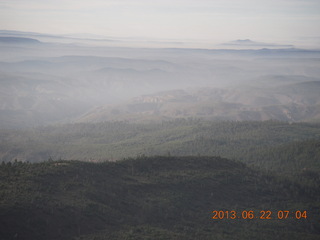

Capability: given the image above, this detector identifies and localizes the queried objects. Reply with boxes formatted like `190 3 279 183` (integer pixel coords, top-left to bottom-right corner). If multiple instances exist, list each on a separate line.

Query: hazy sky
1 0 320 44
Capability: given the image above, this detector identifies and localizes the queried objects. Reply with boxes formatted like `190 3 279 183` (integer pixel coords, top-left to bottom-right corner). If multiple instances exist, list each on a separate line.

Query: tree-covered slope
1 120 320 169
0 156 319 240
247 139 320 172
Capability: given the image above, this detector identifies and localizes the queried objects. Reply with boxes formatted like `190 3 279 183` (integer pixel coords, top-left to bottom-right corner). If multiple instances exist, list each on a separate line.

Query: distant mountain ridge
0 36 41 44
79 80 320 123
221 39 294 48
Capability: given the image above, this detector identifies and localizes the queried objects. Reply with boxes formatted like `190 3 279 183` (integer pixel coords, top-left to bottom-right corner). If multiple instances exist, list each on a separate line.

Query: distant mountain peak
234 39 254 43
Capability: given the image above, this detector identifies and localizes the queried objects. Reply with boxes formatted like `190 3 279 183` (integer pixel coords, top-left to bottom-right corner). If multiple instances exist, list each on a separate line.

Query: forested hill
0 156 319 240
1 120 320 175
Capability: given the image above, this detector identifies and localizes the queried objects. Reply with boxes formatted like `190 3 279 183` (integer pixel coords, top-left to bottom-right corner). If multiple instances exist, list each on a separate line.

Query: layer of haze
1 0 320 129
1 0 320 48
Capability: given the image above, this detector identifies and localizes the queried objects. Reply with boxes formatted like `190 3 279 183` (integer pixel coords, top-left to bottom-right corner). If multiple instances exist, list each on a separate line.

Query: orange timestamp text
211 210 307 220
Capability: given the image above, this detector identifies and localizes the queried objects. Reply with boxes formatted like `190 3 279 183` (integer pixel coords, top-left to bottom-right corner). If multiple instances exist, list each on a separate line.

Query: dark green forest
1 120 320 239
1 120 320 165
0 156 320 240
1 120 320 179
